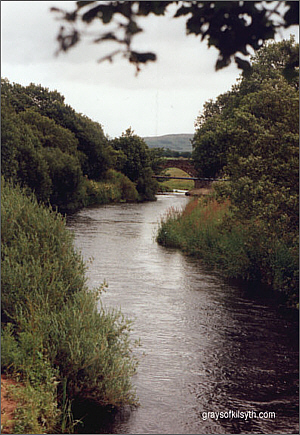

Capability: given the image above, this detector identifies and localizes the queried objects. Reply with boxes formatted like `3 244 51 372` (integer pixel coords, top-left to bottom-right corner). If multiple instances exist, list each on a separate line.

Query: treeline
158 37 299 307
162 149 191 158
1 79 160 213
0 80 163 431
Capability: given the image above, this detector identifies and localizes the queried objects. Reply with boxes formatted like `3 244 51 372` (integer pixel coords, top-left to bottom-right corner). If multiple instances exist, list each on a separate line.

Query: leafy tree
23 83 115 180
111 128 158 200
192 37 299 179
18 109 79 156
42 147 85 212
51 1 298 73
1 106 52 202
71 113 115 180
221 77 298 237
1 80 115 182
149 147 164 173
192 106 229 178
1 80 88 212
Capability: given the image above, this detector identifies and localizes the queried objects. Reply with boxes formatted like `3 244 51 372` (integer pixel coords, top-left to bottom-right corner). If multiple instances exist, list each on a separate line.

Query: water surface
67 194 298 434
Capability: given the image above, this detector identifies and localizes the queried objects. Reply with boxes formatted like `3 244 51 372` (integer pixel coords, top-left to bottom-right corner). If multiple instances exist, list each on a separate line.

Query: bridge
155 158 213 188
159 158 198 177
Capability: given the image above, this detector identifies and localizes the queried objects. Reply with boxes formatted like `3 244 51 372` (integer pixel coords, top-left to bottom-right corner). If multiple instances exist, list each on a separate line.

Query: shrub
1 323 60 434
83 170 138 206
1 178 86 323
105 169 139 202
1 179 138 432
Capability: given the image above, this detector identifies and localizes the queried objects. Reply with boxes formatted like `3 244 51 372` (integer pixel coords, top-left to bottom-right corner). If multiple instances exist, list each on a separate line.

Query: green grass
159 167 195 191
1 178 139 433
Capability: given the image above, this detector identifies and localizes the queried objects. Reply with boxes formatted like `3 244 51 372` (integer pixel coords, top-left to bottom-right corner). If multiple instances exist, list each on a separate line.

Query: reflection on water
67 194 299 434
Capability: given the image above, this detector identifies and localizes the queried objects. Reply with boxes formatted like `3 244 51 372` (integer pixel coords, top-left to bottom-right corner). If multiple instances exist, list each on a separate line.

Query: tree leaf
234 56 252 73
129 51 156 64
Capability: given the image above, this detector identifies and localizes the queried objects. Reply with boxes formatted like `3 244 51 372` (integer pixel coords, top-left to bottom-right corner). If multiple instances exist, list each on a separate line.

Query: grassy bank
157 196 298 307
1 179 138 433
157 167 195 193
82 170 138 208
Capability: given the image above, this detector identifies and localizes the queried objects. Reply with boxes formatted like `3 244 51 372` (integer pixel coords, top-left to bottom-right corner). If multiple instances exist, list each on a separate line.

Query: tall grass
157 196 298 306
1 179 138 433
82 170 138 207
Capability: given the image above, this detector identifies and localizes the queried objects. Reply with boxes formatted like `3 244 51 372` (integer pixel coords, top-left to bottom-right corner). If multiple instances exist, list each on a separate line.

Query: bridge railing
152 175 229 181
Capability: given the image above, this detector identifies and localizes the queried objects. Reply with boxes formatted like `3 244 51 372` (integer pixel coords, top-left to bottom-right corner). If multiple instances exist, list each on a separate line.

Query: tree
42 147 85 212
51 1 298 73
1 79 89 212
1 79 117 185
192 89 237 178
18 109 79 156
192 36 299 179
111 128 158 200
221 77 299 237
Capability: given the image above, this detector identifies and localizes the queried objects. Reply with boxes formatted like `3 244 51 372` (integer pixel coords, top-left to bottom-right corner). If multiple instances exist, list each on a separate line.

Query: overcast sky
1 1 298 138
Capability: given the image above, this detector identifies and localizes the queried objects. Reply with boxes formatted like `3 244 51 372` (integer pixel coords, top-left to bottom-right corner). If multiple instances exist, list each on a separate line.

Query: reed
1 179 139 433
157 195 298 305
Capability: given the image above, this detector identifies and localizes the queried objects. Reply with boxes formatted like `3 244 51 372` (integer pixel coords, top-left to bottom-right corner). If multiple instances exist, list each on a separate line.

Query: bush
83 170 138 206
1 323 59 434
105 169 139 202
1 179 138 432
1 179 86 323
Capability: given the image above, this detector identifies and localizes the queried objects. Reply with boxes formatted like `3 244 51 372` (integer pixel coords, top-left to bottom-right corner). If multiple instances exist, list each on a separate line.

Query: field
160 167 195 191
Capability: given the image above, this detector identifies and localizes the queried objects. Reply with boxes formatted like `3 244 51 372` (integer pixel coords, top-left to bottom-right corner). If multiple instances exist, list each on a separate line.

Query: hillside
143 134 193 152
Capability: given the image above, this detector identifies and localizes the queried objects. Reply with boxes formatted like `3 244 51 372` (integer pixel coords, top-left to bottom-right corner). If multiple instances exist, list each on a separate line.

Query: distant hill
143 134 193 153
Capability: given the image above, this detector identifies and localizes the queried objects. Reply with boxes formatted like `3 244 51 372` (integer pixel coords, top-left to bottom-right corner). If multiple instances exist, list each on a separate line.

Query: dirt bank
1 376 18 434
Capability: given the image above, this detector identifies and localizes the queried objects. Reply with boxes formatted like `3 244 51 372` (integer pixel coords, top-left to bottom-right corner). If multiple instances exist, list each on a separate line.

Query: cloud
1 1 298 138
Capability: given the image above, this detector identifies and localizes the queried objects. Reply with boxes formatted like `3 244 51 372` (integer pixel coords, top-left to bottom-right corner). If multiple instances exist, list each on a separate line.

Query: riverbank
157 195 298 308
1 180 138 433
1 376 19 434
67 193 299 434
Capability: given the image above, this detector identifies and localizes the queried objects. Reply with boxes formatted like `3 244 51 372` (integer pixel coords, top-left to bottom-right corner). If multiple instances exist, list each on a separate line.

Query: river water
67 193 298 435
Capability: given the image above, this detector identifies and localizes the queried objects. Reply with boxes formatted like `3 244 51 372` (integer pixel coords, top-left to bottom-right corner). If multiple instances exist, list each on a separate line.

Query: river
67 193 299 434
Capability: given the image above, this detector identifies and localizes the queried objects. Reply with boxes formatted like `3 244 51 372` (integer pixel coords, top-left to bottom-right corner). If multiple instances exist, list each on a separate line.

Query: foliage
111 128 158 200
1 79 153 212
105 169 139 202
1 180 139 431
2 325 60 434
161 39 299 307
192 38 299 239
1 178 86 324
83 170 138 206
51 1 298 73
157 197 298 306
192 37 299 179
42 147 85 213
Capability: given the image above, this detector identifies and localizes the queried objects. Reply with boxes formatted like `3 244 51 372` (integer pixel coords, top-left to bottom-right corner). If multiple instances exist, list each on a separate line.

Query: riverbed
67 193 299 434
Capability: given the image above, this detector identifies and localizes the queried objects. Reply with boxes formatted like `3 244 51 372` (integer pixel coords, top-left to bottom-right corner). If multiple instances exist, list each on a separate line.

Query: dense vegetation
1 179 138 433
158 38 299 307
111 128 159 201
1 79 158 213
1 81 162 432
